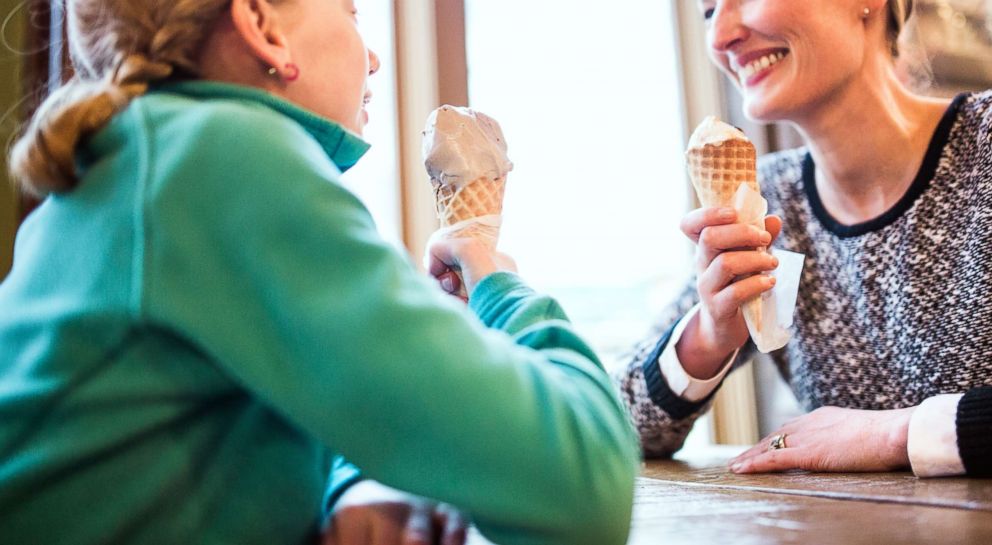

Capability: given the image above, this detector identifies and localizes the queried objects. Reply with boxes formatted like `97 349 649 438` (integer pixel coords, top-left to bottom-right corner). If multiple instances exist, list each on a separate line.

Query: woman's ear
228 0 293 76
867 0 889 16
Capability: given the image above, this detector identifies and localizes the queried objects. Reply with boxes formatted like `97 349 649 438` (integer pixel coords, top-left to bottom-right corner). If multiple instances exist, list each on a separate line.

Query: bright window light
465 0 693 367
341 0 402 248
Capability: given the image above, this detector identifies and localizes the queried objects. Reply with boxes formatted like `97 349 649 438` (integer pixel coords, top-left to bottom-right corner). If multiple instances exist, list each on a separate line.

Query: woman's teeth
738 52 787 82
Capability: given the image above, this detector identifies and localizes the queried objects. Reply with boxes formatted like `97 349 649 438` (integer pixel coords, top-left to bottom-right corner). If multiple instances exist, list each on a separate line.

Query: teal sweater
0 82 638 545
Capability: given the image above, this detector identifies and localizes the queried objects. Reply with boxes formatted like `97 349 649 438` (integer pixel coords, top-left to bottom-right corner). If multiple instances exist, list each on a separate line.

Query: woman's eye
704 8 715 20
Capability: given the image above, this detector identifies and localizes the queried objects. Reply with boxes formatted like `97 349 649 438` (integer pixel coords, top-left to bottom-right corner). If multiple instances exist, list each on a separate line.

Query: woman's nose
709 2 749 53
368 49 381 76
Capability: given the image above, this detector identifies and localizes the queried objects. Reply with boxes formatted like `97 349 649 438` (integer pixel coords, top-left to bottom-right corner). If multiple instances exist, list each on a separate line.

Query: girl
0 1 638 544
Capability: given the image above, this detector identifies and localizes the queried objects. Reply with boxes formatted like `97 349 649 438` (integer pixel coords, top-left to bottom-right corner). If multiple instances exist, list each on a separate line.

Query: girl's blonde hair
9 0 232 197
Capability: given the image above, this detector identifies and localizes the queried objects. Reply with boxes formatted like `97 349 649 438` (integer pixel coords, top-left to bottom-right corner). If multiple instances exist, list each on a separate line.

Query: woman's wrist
675 312 740 380
884 407 914 469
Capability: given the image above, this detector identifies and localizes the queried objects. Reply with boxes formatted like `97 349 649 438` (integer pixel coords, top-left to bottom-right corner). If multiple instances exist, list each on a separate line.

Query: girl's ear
228 0 293 76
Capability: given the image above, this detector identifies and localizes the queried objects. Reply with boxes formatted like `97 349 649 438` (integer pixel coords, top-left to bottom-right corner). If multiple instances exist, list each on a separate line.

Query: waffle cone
687 139 764 331
432 176 506 249
433 176 506 224
686 139 758 208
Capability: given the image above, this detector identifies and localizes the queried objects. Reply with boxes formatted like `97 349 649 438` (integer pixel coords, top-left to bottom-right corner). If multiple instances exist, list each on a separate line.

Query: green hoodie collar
156 80 371 173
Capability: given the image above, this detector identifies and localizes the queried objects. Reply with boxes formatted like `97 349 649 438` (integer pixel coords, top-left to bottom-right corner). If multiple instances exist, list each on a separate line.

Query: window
464 0 692 367
340 0 402 247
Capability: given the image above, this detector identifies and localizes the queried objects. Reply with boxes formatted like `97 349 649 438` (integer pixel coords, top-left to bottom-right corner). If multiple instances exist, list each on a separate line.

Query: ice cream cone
686 138 759 208
687 118 764 332
432 176 506 249
422 105 513 297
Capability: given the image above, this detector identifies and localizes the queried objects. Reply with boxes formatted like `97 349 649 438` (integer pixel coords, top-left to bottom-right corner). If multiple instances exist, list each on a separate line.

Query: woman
0 1 638 544
617 0 992 477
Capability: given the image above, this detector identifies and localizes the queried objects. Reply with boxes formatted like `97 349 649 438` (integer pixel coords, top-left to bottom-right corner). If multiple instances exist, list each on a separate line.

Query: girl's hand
428 237 517 302
729 406 915 474
323 481 468 545
676 208 782 379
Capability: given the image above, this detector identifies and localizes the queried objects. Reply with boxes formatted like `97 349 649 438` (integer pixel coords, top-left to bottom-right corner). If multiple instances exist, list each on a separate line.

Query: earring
284 63 300 82
862 7 871 18
266 63 300 82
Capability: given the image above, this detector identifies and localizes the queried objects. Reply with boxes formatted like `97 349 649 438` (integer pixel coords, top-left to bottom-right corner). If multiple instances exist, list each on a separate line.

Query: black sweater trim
802 93 969 238
957 386 992 478
642 323 721 420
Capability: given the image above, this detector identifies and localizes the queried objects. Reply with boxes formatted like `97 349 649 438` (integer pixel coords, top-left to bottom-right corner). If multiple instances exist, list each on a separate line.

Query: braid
9 0 231 197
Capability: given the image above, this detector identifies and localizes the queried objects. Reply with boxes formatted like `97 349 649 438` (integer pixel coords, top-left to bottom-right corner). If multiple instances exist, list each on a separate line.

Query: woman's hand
729 406 915 474
323 480 468 545
428 237 517 302
676 207 782 379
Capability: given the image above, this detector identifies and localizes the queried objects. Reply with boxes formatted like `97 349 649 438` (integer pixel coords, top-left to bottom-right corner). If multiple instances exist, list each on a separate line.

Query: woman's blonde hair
884 0 933 89
9 0 232 197
886 0 914 57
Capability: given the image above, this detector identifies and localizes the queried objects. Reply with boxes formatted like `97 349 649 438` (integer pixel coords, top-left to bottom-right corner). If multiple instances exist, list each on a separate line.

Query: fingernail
761 232 772 244
771 256 780 268
719 208 736 220
441 277 454 292
731 463 743 473
766 276 777 287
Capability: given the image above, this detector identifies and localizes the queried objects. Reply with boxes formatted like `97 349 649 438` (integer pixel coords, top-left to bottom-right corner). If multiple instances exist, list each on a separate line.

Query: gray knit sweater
615 91 992 476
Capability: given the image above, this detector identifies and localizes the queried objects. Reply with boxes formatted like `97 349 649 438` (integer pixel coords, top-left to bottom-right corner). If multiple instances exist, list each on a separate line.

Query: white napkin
423 215 503 298
733 184 805 353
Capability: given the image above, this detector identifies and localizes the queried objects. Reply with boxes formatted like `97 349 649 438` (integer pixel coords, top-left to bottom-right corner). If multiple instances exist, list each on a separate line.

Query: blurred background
2 0 991 448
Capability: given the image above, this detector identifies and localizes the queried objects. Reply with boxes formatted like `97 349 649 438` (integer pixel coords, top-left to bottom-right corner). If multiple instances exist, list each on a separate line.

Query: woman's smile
732 49 789 87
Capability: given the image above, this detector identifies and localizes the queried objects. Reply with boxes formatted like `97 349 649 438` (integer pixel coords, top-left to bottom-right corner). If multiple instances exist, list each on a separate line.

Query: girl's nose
368 49 381 75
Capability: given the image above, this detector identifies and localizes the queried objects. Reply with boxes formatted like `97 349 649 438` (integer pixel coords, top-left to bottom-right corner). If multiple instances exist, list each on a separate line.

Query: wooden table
469 446 992 544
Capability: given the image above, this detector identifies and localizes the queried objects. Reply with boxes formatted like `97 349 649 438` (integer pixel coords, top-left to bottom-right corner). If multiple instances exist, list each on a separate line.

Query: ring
768 433 788 451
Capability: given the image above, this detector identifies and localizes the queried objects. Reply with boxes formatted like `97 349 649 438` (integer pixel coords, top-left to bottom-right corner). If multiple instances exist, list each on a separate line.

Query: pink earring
284 63 300 82
266 63 300 82
862 7 870 18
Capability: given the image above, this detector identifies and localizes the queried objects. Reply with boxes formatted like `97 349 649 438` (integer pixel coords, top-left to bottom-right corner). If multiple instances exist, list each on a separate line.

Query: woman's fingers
699 223 772 253
765 214 783 243
731 448 805 474
707 275 776 320
695 223 773 271
733 430 797 464
698 250 778 295
681 207 739 242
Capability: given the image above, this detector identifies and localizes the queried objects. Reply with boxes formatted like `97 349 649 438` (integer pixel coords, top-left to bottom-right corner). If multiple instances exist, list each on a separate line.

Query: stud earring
267 67 278 77
862 7 871 18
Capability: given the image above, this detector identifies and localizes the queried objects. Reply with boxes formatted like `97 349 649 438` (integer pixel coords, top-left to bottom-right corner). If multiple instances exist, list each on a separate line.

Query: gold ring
768 433 788 451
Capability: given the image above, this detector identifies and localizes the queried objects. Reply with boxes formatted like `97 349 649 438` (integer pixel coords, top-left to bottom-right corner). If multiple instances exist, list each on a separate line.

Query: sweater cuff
907 394 966 477
659 305 738 402
957 386 992 477
642 318 721 420
468 271 532 327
